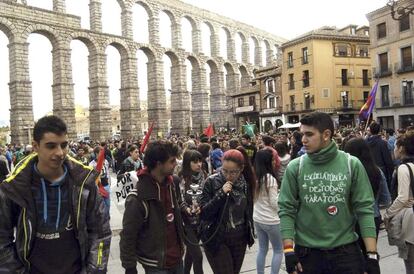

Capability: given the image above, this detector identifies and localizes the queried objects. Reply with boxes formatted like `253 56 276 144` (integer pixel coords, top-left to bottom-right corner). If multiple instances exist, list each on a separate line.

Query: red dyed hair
223 149 245 167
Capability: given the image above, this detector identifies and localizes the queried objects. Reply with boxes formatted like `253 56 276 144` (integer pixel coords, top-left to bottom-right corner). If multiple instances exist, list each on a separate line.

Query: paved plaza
107 173 405 273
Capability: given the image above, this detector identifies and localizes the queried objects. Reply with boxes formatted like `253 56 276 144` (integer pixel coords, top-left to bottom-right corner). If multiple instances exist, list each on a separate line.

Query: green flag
243 124 255 137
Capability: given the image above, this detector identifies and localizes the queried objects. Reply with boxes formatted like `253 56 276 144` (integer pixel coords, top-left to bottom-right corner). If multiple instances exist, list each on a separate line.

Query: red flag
140 121 154 153
95 147 105 173
203 124 214 138
95 147 109 198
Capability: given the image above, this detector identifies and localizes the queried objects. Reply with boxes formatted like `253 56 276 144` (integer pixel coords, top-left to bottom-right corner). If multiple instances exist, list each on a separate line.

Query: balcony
235 104 256 113
395 62 414 74
377 96 414 108
336 100 355 111
373 67 392 78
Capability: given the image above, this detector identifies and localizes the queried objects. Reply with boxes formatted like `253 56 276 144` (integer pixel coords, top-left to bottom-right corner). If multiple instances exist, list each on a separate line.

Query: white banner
114 171 138 212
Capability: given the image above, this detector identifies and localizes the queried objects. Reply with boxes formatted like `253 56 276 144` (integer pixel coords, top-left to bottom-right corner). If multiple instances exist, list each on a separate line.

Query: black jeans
184 225 204 274
204 228 247 274
295 241 365 274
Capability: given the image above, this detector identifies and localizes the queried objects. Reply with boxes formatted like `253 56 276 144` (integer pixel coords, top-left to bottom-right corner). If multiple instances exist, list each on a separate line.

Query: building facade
256 66 284 132
367 1 414 129
232 81 261 131
281 25 372 127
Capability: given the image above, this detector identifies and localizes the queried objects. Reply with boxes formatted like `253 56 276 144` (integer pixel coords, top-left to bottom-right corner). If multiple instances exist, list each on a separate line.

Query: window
338 44 348 56
359 46 369 57
403 81 414 105
381 85 390 107
363 91 369 102
379 52 389 74
322 88 330 98
341 91 349 108
290 95 295 111
288 52 293 68
304 94 311 110
288 74 295 90
266 79 274 93
238 98 244 107
377 23 386 39
363 69 369 86
303 70 309 87
401 46 413 70
269 97 275 108
302 47 308 64
341 69 348 85
249 96 255 106
400 15 410 32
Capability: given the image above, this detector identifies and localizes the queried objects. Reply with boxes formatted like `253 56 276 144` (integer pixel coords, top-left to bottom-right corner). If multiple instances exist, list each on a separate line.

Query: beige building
367 1 414 129
281 25 372 127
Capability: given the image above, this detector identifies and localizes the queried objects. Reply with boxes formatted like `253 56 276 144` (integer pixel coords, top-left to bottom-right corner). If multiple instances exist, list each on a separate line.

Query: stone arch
69 32 98 56
239 65 251 89
164 50 180 66
203 21 215 35
207 59 226 127
186 54 201 70
138 45 156 62
182 14 197 30
135 0 154 18
115 0 127 11
21 24 60 48
250 35 259 48
0 17 16 41
104 37 130 58
237 31 247 43
206 59 219 73
160 9 177 24
263 39 271 51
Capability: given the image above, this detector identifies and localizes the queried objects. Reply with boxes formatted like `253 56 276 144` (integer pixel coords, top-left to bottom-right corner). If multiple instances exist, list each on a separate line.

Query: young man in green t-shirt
278 112 380 274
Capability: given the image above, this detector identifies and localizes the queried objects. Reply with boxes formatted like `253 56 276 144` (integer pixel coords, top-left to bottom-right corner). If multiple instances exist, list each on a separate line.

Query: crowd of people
0 112 413 274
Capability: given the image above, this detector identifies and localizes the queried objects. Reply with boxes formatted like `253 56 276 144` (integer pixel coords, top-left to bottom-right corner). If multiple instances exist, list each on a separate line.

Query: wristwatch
366 252 379 260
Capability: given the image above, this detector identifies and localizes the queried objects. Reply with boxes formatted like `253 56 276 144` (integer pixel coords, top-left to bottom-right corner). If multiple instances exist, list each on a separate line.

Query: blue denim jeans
254 222 283 274
295 241 364 274
144 260 184 274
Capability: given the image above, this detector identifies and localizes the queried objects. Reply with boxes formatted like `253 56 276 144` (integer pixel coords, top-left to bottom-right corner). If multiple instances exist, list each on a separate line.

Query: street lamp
387 0 414 20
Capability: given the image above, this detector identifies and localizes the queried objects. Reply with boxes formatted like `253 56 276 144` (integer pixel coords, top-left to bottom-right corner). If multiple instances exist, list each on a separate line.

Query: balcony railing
373 67 393 78
395 62 414 74
378 96 414 108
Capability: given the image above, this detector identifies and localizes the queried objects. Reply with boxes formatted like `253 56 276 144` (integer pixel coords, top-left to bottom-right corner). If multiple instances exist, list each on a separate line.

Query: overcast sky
0 0 387 125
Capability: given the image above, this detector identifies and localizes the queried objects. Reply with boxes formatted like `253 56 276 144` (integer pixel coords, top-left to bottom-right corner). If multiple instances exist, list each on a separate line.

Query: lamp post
387 0 414 20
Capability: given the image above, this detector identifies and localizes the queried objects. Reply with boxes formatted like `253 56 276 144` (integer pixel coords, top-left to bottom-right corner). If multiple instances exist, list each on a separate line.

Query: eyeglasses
222 168 241 176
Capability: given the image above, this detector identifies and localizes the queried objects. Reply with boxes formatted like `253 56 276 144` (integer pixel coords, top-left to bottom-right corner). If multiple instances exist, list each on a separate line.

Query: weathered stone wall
0 0 285 143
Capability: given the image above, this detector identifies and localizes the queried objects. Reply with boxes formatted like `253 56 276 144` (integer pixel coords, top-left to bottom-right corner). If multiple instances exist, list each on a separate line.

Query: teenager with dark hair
120 140 185 274
366 122 394 190
253 149 283 274
199 147 255 274
241 134 257 164
0 115 111 273
344 138 391 254
274 141 291 182
178 150 206 274
118 145 142 175
197 143 212 175
279 112 379 274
